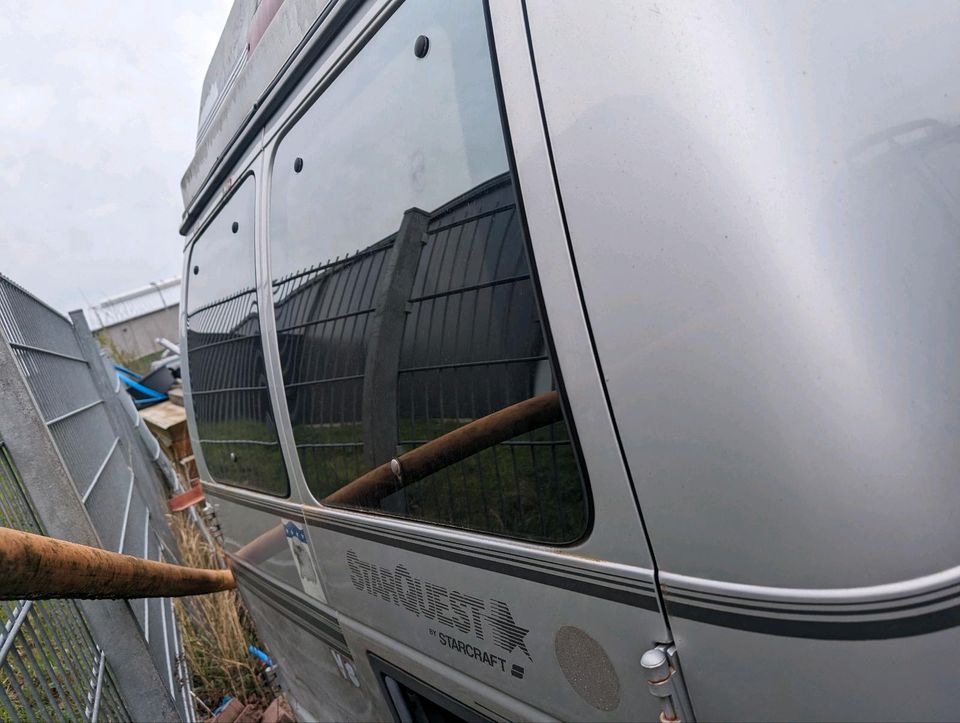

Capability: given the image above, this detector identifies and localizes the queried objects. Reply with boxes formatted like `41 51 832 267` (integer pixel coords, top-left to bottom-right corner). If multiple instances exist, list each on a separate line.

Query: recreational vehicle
179 1 960 719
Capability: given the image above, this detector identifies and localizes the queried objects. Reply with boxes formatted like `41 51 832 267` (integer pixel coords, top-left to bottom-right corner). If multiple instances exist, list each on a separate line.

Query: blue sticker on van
284 521 307 543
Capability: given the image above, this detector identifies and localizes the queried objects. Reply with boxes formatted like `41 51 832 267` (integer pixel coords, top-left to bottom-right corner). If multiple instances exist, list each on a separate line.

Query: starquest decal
346 550 530 678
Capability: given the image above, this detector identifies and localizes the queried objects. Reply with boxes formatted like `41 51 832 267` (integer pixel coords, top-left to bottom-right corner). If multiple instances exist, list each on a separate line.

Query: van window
186 177 289 496
269 0 586 541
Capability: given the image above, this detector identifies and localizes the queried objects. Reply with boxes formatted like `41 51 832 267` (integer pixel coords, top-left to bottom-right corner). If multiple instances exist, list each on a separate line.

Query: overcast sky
0 1 232 313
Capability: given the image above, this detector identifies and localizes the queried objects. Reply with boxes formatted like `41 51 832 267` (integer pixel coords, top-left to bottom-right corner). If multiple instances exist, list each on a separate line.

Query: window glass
269 0 586 541
186 177 289 496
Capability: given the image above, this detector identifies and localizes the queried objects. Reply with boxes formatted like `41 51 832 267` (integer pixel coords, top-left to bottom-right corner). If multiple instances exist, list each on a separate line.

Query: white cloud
0 80 57 130
0 0 232 312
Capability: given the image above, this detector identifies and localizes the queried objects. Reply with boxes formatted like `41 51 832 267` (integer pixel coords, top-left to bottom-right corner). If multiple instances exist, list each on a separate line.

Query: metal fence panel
0 440 129 722
0 273 194 721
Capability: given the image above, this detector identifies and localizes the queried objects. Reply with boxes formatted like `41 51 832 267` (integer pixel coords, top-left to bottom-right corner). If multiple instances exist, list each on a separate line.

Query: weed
169 514 270 713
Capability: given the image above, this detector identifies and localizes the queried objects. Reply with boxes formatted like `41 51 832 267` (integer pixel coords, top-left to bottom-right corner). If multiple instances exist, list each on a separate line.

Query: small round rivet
192 265 199 275
231 221 239 233
414 35 429 59
294 157 304 173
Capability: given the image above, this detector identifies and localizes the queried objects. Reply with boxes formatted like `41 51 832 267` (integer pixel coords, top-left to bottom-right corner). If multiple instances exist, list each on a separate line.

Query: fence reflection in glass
269 0 587 542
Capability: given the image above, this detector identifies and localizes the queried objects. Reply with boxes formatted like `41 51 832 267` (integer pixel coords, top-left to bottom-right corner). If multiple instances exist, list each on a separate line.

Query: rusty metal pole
326 390 563 507
0 526 235 600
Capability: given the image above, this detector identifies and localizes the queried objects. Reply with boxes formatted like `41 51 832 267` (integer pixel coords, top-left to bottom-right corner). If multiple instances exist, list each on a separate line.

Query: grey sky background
0 1 232 313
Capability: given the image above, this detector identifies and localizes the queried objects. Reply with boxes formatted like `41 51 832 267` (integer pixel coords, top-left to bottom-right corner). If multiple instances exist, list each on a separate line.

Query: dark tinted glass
269 0 586 541
186 177 288 496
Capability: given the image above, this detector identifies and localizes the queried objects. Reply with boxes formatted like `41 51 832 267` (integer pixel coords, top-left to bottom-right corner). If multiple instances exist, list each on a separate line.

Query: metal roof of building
84 277 180 331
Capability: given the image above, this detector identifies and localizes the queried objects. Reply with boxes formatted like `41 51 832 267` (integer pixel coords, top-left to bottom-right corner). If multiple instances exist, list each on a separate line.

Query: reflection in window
274 241 391 492
270 0 586 542
186 177 288 496
391 176 583 541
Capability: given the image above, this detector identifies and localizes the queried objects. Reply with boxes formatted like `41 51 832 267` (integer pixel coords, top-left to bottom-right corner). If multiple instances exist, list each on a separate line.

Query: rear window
268 0 587 542
185 176 289 496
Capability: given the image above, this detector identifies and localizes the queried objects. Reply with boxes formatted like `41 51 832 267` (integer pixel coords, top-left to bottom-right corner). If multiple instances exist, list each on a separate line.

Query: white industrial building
84 277 180 362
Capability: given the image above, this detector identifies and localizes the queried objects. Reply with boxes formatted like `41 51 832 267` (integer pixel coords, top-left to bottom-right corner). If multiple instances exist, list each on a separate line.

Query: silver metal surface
488 0 662 569
179 0 666 720
523 0 960 719
179 0 960 720
527 0 960 588
180 0 366 232
88 648 105 722
642 644 695 723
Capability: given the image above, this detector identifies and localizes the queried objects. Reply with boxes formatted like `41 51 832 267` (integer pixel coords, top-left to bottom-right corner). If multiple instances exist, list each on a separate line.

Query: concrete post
69 310 178 555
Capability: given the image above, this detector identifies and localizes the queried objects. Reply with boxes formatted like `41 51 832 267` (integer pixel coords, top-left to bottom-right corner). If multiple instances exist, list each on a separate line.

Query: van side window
269 0 587 541
185 177 289 496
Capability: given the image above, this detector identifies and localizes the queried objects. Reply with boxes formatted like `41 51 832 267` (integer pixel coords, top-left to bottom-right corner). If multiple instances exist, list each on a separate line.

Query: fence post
361 207 430 469
0 334 181 721
69 310 179 554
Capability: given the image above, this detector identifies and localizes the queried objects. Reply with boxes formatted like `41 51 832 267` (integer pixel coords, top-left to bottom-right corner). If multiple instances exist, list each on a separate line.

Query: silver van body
179 2 960 720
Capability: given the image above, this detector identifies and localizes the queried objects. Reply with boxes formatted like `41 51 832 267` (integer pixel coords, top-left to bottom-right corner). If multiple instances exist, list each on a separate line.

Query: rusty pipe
325 390 563 507
0 527 235 600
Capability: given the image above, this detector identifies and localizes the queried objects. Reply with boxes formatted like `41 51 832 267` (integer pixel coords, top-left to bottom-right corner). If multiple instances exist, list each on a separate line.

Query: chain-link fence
0 273 194 722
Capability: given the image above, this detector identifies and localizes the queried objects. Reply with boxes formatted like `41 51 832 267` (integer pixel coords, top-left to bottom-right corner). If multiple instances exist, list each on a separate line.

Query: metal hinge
641 643 695 723
200 501 225 546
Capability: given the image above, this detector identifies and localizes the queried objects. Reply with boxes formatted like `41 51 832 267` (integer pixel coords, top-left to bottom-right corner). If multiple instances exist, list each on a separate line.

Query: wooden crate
139 401 197 483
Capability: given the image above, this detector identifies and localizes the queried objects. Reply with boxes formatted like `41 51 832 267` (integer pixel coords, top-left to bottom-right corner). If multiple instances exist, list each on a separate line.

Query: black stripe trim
303 511 655 592
664 576 960 609
318 520 658 611
358 527 654 591
230 556 350 653
207 488 960 639
472 701 510 723
211 487 656 593
668 598 960 641
665 585 960 618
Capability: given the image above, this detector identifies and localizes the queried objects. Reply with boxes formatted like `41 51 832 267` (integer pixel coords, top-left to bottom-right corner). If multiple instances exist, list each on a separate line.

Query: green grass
94 331 163 376
196 419 288 496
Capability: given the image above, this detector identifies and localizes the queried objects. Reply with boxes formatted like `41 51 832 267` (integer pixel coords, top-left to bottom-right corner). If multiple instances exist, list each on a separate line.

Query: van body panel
182 1 670 719
308 506 663 721
205 487 308 592
339 614 557 722
179 0 960 719
231 560 378 721
526 0 960 588
525 0 960 718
